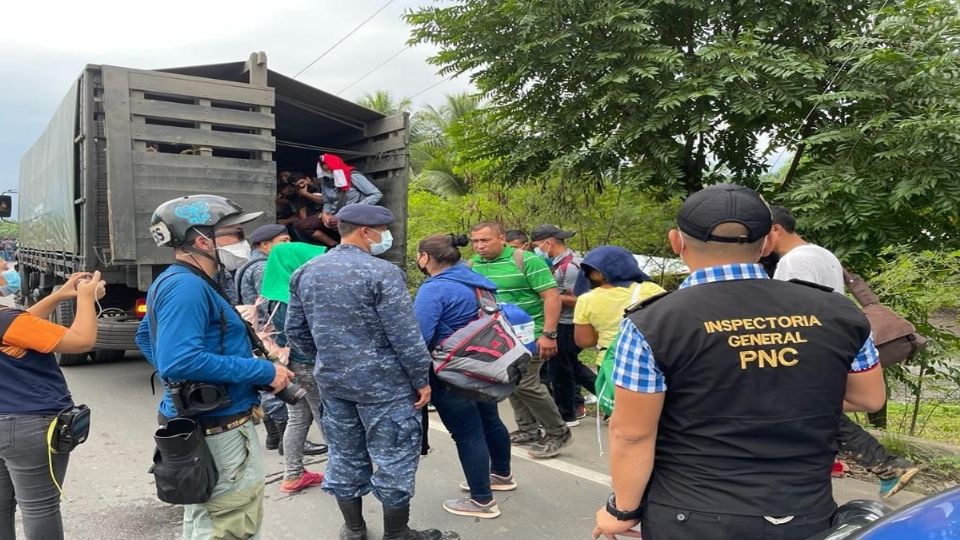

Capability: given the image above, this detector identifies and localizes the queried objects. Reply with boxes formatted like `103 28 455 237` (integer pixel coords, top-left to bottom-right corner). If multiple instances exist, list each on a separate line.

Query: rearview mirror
0 196 11 219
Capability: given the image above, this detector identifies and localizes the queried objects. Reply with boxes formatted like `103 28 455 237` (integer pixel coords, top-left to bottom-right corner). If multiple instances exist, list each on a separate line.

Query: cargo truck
17 52 409 365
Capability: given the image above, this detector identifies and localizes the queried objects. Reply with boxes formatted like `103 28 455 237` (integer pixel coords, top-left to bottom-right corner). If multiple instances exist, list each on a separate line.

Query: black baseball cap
677 184 772 243
531 224 575 242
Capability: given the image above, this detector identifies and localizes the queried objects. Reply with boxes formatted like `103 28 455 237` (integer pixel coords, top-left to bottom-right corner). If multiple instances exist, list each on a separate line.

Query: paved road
29 354 923 539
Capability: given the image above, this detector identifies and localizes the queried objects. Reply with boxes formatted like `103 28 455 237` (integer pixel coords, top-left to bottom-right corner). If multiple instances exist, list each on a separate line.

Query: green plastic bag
594 331 621 417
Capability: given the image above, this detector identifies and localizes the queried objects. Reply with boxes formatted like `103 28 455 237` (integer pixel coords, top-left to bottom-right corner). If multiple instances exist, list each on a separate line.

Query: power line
293 0 397 79
410 76 454 100
767 0 890 182
337 45 411 95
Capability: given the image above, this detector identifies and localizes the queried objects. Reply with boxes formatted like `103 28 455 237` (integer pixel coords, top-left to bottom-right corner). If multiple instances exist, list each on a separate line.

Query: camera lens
274 382 307 405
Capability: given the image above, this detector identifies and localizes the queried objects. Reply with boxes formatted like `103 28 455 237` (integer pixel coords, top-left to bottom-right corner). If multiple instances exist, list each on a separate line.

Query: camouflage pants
182 422 264 540
320 395 422 508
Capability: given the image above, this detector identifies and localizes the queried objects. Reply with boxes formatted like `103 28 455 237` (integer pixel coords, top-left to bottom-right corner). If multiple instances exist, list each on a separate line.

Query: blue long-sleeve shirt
136 264 276 418
285 244 430 403
320 171 383 215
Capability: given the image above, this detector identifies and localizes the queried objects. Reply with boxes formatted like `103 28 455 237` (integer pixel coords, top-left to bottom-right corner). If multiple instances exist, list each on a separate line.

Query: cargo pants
182 422 264 540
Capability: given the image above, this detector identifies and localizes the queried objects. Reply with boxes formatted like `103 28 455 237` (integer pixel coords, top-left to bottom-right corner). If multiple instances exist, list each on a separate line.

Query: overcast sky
0 0 471 198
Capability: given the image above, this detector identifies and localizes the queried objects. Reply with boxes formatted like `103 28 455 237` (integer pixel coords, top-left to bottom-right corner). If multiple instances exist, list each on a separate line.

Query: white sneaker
584 395 598 405
565 419 581 427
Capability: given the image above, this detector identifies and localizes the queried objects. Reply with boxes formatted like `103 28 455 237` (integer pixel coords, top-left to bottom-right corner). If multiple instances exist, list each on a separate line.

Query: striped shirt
614 263 880 393
470 246 557 334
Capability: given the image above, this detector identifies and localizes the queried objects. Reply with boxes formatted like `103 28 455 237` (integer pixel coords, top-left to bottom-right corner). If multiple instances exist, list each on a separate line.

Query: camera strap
146 266 230 401
172 262 271 359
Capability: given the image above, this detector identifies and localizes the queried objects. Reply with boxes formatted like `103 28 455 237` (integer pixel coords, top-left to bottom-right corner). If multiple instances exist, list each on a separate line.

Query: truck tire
51 298 92 367
94 316 139 359
93 349 125 362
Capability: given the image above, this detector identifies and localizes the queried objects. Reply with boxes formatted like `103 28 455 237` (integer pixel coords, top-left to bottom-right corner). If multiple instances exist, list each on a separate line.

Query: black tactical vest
627 278 871 517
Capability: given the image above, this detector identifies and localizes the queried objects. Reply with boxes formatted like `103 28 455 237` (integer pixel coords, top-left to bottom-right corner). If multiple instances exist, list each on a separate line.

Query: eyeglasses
214 229 245 241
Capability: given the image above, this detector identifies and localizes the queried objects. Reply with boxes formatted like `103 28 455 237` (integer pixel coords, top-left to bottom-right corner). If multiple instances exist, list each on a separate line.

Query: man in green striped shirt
469 222 572 459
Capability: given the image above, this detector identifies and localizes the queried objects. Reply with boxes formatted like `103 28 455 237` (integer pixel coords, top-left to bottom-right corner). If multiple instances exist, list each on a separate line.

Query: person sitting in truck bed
316 153 383 232
291 173 341 247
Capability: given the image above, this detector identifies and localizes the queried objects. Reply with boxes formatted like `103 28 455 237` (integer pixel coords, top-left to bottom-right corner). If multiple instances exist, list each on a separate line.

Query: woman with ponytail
412 234 517 521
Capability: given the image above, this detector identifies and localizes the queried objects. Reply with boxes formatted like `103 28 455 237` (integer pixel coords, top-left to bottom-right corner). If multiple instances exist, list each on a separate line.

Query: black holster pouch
148 418 219 505
53 405 92 454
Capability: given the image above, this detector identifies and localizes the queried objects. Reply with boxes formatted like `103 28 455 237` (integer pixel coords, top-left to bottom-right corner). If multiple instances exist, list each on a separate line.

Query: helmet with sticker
149 194 262 248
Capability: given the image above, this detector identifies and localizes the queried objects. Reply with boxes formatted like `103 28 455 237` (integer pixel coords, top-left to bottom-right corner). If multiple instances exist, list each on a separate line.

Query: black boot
337 497 367 540
382 504 443 540
276 421 287 456
304 440 329 456
263 417 281 450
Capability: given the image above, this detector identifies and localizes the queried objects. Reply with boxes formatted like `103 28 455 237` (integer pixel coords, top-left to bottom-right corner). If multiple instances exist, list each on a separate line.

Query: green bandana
260 242 327 304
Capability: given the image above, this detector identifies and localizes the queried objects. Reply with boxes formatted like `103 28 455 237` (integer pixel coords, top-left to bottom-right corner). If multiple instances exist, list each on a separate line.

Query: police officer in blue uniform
136 195 295 540
592 185 887 540
285 204 444 540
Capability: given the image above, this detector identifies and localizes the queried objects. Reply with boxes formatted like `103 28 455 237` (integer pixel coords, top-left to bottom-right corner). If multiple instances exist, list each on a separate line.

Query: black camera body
168 381 233 417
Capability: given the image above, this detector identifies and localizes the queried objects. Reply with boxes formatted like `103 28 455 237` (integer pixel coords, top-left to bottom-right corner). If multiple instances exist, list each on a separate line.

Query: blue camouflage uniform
285 244 431 508
235 249 288 422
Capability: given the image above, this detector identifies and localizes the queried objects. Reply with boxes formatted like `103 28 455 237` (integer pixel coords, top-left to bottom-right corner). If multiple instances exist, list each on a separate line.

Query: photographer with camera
136 195 294 540
0 270 104 539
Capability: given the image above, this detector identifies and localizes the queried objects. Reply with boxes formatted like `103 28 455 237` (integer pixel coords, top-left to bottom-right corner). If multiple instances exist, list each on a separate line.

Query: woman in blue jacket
413 234 515 520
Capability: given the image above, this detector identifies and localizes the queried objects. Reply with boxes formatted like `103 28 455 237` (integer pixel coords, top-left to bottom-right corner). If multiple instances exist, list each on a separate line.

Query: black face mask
417 257 430 277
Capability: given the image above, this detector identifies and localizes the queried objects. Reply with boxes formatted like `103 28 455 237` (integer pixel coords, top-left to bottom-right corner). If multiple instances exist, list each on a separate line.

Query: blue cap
249 224 288 245
574 246 651 296
336 204 394 227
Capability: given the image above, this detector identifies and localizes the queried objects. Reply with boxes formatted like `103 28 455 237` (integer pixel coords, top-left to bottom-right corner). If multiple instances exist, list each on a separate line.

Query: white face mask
368 229 394 256
217 241 251 271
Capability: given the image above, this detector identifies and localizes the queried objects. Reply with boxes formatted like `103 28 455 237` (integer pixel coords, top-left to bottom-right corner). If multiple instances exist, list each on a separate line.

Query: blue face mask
0 269 21 296
368 229 394 256
533 246 553 266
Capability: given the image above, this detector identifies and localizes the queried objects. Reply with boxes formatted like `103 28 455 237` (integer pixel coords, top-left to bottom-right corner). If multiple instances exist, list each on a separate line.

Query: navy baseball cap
336 204 394 227
677 184 772 243
531 224 575 241
249 224 288 245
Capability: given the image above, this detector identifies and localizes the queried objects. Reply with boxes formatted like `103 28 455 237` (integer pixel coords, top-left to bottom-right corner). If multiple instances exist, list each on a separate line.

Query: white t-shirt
773 244 845 293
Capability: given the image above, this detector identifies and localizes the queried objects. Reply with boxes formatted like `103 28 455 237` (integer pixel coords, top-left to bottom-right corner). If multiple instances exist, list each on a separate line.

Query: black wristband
606 494 643 521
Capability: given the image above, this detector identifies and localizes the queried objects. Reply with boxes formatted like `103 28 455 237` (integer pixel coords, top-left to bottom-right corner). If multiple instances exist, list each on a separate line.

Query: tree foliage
777 0 960 263
356 90 412 115
407 0 874 195
409 93 481 197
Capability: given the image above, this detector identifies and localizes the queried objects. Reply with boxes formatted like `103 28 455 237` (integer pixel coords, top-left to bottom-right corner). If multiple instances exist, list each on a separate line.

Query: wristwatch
606 494 643 521
542 330 558 339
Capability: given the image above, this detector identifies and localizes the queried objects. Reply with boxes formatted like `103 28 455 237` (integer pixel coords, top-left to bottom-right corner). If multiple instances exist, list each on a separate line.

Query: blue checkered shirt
613 264 880 393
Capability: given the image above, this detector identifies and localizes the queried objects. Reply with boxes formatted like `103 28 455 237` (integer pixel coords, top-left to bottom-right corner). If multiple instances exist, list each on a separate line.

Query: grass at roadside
850 401 960 446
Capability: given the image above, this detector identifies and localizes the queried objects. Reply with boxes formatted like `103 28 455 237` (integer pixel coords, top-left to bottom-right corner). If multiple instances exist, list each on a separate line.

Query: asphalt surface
21 354 924 539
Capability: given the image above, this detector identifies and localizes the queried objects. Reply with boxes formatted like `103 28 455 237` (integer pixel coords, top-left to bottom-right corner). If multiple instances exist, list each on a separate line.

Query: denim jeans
0 414 69 540
283 361 324 479
259 392 288 423
430 371 511 502
551 324 597 421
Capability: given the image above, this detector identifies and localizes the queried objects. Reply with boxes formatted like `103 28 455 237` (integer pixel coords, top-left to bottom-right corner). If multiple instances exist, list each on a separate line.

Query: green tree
407 0 875 195
776 0 960 264
356 90 412 115
410 93 481 197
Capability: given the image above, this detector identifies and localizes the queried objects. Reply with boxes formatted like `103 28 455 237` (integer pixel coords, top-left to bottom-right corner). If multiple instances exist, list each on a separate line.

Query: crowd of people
0 162 920 539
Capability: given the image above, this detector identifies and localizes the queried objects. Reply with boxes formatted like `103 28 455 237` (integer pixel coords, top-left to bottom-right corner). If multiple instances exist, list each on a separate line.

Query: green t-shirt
470 246 557 333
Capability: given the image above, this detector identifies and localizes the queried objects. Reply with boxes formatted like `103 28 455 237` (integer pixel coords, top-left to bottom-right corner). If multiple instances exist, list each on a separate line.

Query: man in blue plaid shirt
593 185 886 540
